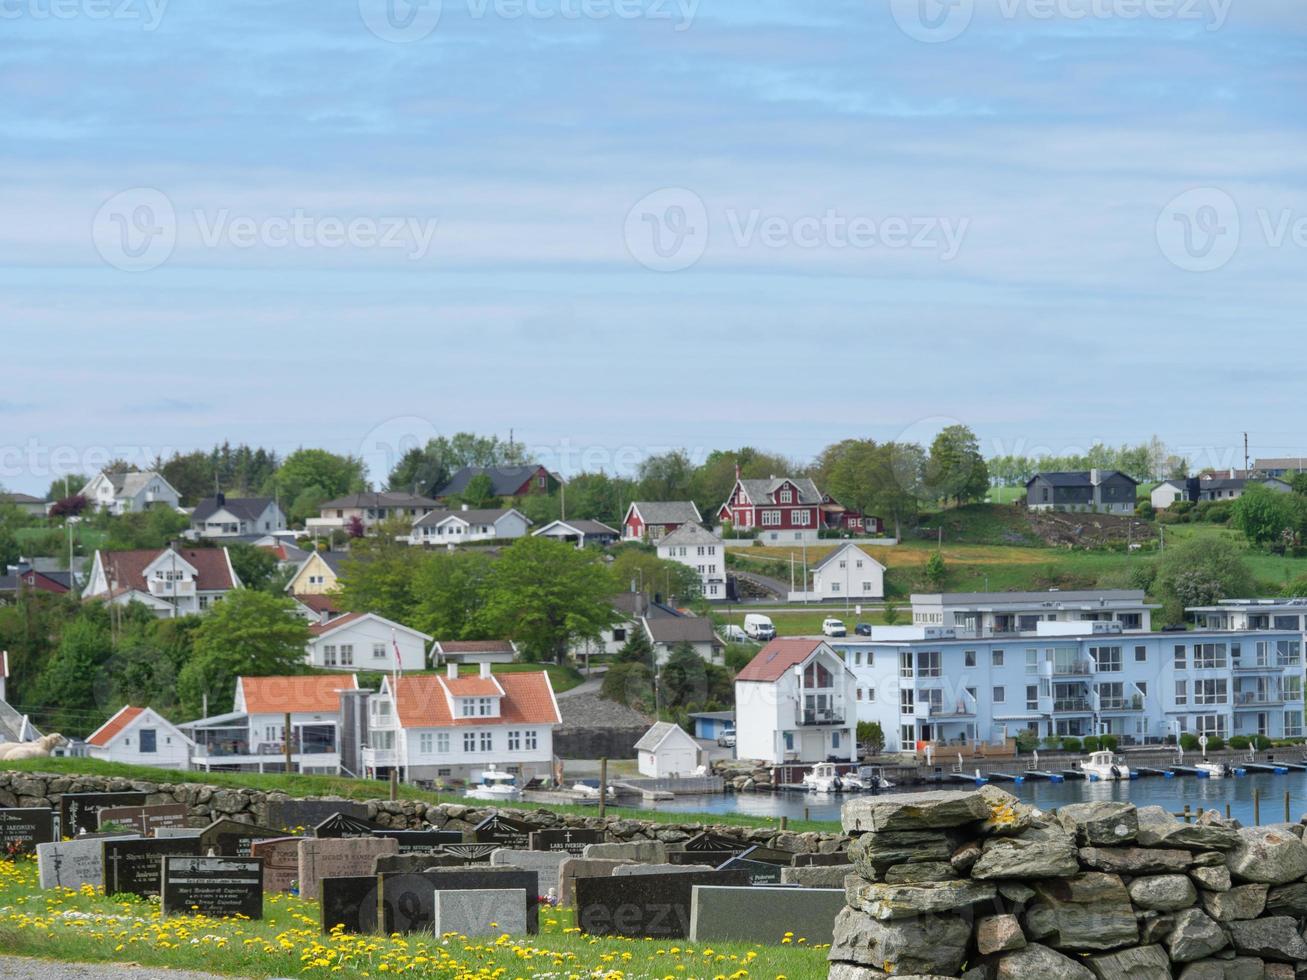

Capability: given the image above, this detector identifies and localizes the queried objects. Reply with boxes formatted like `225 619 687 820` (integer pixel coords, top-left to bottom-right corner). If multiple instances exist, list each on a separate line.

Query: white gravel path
0 956 276 980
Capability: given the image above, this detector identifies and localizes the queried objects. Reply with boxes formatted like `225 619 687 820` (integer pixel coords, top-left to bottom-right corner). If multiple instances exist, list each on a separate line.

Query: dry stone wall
829 785 1307 978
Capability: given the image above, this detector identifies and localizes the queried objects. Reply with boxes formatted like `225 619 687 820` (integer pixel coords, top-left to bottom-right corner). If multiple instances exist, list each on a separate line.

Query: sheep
0 734 66 762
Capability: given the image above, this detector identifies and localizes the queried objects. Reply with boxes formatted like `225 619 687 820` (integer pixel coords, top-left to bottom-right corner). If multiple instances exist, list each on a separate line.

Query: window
1173 645 1186 669
1285 711 1303 738
1277 639 1301 666
899 651 914 678
1286 676 1303 701
1274 615 1300 630
478 698 494 716
1195 679 1228 705
1194 714 1228 737
762 510 781 526
339 644 354 666
1119 613 1142 630
917 651 941 677
865 686 875 703
419 733 433 753
793 509 811 526
1026 685 1038 711
900 725 914 747
992 650 1004 667
857 688 863 701
479 731 493 751
613 627 626 642
900 690 915 715
1025 649 1038 674
373 731 394 750
1090 646 1122 672
1175 680 1188 706
993 686 1005 704
1134 645 1147 663
373 643 386 660
460 699 476 718
524 731 537 750
1096 682 1124 710
831 731 841 749
862 581 873 592
139 729 156 753
783 732 794 752
508 730 522 751
964 651 976 668
1194 644 1227 669
463 732 476 752
854 651 863 666
832 582 841 593
780 488 792 503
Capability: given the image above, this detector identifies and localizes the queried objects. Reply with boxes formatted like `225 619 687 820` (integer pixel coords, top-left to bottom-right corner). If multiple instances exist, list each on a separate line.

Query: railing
1235 691 1284 706
796 708 845 727
148 579 196 596
1053 698 1091 713
1052 662 1092 676
1098 695 1144 711
193 736 337 758
929 702 976 718
1233 660 1281 671
362 747 397 767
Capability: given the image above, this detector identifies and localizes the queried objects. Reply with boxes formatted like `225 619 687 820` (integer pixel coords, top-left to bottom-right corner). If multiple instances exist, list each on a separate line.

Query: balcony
148 579 195 597
796 708 845 727
1234 691 1285 707
928 702 976 719
1053 698 1092 713
1233 660 1283 673
1098 695 1145 712
1052 662 1092 676
362 747 397 768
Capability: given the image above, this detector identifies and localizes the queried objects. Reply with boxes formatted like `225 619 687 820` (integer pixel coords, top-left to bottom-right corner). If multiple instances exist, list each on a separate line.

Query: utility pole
284 712 292 773
1244 432 1250 473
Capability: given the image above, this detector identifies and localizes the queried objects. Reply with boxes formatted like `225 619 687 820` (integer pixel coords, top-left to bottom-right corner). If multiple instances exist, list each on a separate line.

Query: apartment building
911 589 1156 634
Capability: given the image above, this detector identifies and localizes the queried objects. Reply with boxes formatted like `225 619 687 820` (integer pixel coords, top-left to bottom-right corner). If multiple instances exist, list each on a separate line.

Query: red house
622 501 703 541
717 472 880 542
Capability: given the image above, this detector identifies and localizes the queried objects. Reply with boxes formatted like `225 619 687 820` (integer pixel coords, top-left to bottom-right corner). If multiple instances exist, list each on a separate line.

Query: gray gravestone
98 804 189 837
373 829 463 852
575 870 751 938
558 857 632 906
716 856 784 885
249 837 305 893
473 814 533 849
162 856 263 919
320 875 380 934
433 888 528 937
379 869 539 935
488 848 569 893
37 835 137 890
298 837 398 901
614 863 714 876
0 808 55 857
689 885 845 945
264 799 369 834
582 840 668 863
104 837 204 897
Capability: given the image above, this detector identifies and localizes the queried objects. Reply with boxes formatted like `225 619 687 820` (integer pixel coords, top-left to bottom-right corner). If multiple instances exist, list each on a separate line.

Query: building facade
623 501 703 542
83 546 240 617
1025 470 1138 515
655 523 726 599
800 543 886 602
190 495 287 538
85 706 193 770
305 612 431 672
911 589 1155 634
410 507 531 546
81 470 181 515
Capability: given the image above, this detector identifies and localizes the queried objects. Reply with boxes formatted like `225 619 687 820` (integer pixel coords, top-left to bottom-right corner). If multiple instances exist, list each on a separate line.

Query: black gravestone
575 870 752 938
98 804 189 836
313 813 378 839
61 793 149 836
792 852 851 868
717 855 784 884
668 850 736 867
378 868 539 934
263 799 369 834
473 813 533 848
682 832 749 854
440 842 498 862
735 844 795 866
199 819 285 857
104 838 204 897
0 808 55 858
529 828 604 855
162 856 263 919
372 829 462 852
320 875 380 934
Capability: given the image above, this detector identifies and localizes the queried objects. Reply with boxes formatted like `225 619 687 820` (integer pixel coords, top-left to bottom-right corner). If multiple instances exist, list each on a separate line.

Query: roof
1026 470 1138 487
414 507 525 528
656 523 720 549
812 542 886 573
437 465 551 498
0 492 44 506
1254 458 1307 470
86 706 145 747
628 501 702 525
535 519 619 537
238 674 358 714
1200 478 1250 492
307 610 365 636
99 470 174 499
441 675 505 697
736 477 822 506
435 640 515 654
911 589 1148 607
735 638 827 682
634 721 696 752
319 491 437 510
192 496 278 523
98 547 237 592
391 670 560 728
644 615 722 647
688 710 735 721
296 594 342 616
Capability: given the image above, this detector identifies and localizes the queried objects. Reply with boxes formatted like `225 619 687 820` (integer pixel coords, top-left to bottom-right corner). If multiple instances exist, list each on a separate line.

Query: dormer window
780 489 792 504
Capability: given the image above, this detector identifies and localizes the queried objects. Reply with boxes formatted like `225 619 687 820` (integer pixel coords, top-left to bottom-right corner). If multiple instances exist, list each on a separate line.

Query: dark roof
538 519 619 537
414 507 525 528
437 465 550 498
628 501 701 525
1026 470 1138 487
192 496 278 523
0 493 44 506
644 615 722 647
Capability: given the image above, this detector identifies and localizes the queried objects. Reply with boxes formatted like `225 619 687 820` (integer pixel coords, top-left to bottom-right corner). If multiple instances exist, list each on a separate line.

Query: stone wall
0 769 845 853
829 786 1307 978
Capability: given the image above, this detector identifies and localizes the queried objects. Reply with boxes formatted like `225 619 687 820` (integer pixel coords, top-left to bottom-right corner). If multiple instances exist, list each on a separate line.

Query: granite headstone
263 799 369 834
104 837 204 897
37 834 137 890
162 856 263 919
298 837 397 901
0 808 55 857
249 837 305 893
529 828 603 855
199 818 285 857
98 804 188 837
473 814 533 849
689 885 845 945
575 870 751 938
320 875 380 934
378 868 539 934
313 813 378 838
433 888 528 938
61 793 149 836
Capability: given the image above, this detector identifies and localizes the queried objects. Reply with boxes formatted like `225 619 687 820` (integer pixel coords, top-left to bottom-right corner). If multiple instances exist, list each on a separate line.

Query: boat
1081 750 1130 781
802 762 843 793
466 765 521 801
569 781 617 802
849 765 894 791
1194 760 1231 778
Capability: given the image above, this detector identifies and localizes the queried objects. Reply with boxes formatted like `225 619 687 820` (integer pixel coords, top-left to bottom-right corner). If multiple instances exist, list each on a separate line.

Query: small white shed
635 722 701 778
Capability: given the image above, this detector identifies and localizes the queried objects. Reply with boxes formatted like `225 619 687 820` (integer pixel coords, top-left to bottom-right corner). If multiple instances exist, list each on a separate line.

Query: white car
720 625 749 643
822 618 847 637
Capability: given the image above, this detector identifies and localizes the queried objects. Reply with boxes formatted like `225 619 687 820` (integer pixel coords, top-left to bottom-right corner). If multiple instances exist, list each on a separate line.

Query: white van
744 614 776 641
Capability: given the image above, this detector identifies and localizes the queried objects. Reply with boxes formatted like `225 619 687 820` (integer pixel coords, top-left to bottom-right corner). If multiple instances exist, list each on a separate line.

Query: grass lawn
0 857 829 979
13 524 107 554
458 661 586 694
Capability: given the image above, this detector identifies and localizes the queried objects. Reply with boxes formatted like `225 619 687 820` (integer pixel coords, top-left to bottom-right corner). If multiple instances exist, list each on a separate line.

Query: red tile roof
735 638 827 683
392 670 560 728
87 706 144 747
307 611 365 636
442 675 504 697
100 547 237 592
296 594 342 616
239 675 358 714
436 640 514 653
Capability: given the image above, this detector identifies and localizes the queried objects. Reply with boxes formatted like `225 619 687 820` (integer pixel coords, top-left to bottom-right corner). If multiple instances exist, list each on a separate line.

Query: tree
601 661 654 711
410 550 495 639
457 473 499 509
384 433 527 495
925 551 946 588
31 609 112 732
103 505 191 550
177 590 310 717
1156 536 1255 624
227 542 279 593
565 471 633 526
636 450 695 502
46 474 90 502
161 450 218 505
1231 484 1296 547
924 425 989 506
883 601 901 626
609 546 701 602
266 449 367 520
688 447 795 518
825 439 926 541
615 626 655 665
478 536 617 662
856 721 885 755
48 494 88 518
337 526 428 625
1292 473 1307 496
346 515 366 539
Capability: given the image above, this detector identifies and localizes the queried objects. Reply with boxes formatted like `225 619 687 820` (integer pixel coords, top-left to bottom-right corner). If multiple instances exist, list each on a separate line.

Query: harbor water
635 769 1307 828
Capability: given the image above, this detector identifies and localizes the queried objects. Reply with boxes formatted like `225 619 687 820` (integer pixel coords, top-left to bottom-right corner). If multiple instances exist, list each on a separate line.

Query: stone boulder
1127 874 1198 912
971 834 1080 880
1084 943 1171 980
1135 806 1241 851
975 913 1025 955
828 905 971 976
1023 872 1139 952
849 830 959 876
842 790 991 834
1165 908 1228 963
1057 801 1138 847
973 784 1038 837
1264 880 1307 917
1175 958 1267 980
1078 846 1191 875
1227 916 1307 962
1189 865 1231 892
845 878 998 921
882 862 957 884
992 943 1094 980
1224 826 1307 885
1199 883 1267 923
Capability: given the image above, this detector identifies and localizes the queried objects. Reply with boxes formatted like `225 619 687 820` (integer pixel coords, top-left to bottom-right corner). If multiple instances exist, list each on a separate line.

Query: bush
1205 735 1226 751
857 721 885 756
1060 737 1082 753
1081 735 1101 752
1252 734 1272 751
1099 734 1119 751
1179 733 1200 751
1135 501 1155 520
1228 735 1251 750
1014 730 1038 754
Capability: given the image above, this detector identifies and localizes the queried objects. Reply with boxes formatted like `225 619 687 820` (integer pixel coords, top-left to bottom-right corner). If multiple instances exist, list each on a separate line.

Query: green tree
1231 484 1296 547
615 626 656 665
458 473 499 509
601 661 654 710
925 424 989 506
46 474 91 502
176 590 310 717
636 450 695 502
825 439 926 541
1156 536 1255 624
410 550 495 639
883 601 901 626
103 506 191 550
227 542 280 593
925 551 946 588
1292 473 1307 496
160 451 218 506
565 472 634 525
688 447 796 519
609 546 701 602
659 642 709 708
289 484 330 527
32 609 112 733
337 527 428 625
266 449 367 517
385 433 527 495
478 536 617 662
856 721 885 755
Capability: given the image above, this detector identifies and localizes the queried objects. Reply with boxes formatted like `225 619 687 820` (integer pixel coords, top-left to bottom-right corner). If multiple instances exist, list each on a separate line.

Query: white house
533 519 620 549
644 614 724 666
85 706 193 770
81 470 181 515
82 546 241 617
432 640 517 666
410 507 531 547
182 675 358 775
190 494 287 539
795 543 885 603
308 492 439 532
363 663 561 784
734 638 857 765
634 721 702 778
655 523 726 600
305 612 431 672
1150 479 1193 510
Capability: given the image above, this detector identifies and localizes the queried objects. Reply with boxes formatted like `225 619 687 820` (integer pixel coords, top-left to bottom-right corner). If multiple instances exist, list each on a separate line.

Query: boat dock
986 772 1025 784
1243 763 1290 775
1022 770 1065 783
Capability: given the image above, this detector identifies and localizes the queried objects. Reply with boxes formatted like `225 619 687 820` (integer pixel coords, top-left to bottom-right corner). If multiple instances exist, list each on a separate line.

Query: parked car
744 613 776 640
822 618 847 637
717 729 736 747
854 623 873 636
720 625 749 643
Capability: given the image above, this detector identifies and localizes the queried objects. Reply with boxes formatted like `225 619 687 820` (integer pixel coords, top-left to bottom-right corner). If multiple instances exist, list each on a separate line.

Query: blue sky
1 0 1304 492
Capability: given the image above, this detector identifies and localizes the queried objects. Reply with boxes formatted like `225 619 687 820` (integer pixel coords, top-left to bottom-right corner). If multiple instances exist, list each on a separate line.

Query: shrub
1206 735 1226 751
1228 735 1251 750
1179 733 1200 751
1081 735 1101 752
1099 734 1118 751
1060 737 1082 753
1014 730 1038 754
1252 734 1272 751
1135 501 1155 520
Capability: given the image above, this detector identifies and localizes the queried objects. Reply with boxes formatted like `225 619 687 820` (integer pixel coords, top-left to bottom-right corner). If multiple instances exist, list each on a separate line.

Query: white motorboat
1081 750 1130 781
852 765 894 790
802 762 843 793
466 766 521 801
569 781 617 802
1195 760 1230 778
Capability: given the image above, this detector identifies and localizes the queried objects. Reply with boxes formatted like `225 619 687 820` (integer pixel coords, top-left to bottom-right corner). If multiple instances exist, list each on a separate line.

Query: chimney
447 662 459 680
216 492 225 507
461 503 470 512
319 609 330 626
479 662 492 680
1090 468 1100 486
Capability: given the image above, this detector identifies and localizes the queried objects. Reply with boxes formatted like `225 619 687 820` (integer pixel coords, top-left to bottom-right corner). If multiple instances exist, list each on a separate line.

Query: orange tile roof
239 675 358 714
307 611 365 636
441 675 504 697
392 671 559 728
87 706 144 747
735 639 826 683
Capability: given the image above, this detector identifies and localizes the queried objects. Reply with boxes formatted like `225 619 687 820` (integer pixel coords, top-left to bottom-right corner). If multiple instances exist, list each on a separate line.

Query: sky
1 0 1305 493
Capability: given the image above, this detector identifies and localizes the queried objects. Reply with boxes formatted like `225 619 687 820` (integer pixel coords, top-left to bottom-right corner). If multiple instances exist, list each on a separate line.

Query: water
635 771 1307 828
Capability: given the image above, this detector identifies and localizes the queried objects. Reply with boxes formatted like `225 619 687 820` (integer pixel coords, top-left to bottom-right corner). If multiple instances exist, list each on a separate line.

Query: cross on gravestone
98 804 188 837
530 828 604 855
473 814 533 849
61 793 149 836
0 808 55 858
37 835 138 890
313 813 379 838
103 838 205 898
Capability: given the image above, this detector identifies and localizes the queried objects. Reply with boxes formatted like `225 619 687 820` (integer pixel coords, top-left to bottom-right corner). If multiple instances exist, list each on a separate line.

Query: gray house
1025 470 1138 515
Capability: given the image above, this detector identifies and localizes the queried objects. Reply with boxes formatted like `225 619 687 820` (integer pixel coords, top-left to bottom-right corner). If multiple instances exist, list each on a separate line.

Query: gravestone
434 888 528 938
575 870 751 939
263 799 369 834
61 792 149 836
558 857 632 906
378 868 539 935
530 828 603 855
792 852 851 867
488 848 569 893
715 856 784 885
473 814 533 849
249 837 305 892
668 850 736 867
735 844 794 866
162 856 263 919
320 875 380 934
313 813 378 838
441 842 498 863
98 804 189 837
37 835 137 890
298 837 397 901
373 829 463 852
583 840 667 863
104 837 204 898
689 885 845 945
375 853 466 875
155 828 204 839
614 863 714 876
682 832 749 854
0 808 55 857
199 818 285 857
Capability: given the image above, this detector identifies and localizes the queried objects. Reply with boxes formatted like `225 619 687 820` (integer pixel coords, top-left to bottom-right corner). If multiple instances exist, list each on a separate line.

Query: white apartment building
911 589 1155 634
656 523 726 599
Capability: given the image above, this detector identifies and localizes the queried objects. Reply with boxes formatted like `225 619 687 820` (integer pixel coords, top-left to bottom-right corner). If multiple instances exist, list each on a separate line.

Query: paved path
0 956 244 980
556 669 605 699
